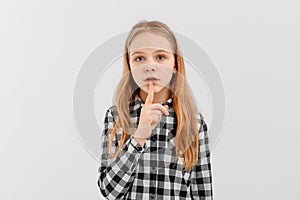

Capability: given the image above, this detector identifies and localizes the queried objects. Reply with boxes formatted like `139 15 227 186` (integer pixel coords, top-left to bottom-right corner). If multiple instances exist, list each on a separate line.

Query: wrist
133 136 146 147
136 125 152 137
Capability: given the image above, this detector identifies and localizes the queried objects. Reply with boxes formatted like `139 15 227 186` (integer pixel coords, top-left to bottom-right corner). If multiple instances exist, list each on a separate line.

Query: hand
134 82 169 140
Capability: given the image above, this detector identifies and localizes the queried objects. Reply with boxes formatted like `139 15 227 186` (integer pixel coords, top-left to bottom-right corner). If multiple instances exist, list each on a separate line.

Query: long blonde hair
108 20 200 171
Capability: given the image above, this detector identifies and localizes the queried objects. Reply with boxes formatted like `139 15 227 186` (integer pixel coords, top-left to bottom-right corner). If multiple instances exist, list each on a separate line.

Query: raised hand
134 82 169 141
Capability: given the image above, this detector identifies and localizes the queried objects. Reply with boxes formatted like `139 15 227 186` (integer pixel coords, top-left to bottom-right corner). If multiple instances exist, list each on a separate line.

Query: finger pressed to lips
145 82 154 105
144 82 169 115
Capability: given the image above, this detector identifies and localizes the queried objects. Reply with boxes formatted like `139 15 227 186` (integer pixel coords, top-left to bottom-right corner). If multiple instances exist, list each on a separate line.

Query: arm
97 108 146 200
190 113 213 200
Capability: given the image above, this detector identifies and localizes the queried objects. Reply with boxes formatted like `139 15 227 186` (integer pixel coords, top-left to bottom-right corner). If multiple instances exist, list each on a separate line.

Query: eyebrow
129 49 172 56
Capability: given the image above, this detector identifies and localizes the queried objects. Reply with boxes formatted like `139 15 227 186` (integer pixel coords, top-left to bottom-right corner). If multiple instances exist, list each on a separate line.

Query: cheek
131 68 145 86
159 67 174 84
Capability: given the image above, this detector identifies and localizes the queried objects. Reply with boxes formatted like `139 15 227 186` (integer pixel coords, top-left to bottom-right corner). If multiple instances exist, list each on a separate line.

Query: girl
97 20 213 199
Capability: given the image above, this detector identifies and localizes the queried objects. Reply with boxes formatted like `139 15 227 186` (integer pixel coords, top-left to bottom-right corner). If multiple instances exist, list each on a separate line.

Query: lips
144 76 159 81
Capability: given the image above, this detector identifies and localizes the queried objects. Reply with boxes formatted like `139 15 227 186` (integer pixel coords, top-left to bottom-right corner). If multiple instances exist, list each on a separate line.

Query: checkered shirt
97 95 213 199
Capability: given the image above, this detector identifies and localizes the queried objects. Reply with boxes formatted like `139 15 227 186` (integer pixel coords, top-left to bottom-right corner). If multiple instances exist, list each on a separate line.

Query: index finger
145 82 154 105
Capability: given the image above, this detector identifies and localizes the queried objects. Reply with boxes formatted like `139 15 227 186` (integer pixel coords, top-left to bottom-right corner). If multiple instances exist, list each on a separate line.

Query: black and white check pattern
97 94 213 199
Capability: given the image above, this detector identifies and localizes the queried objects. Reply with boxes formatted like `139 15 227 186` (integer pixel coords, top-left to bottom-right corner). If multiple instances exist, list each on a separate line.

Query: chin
151 86 164 93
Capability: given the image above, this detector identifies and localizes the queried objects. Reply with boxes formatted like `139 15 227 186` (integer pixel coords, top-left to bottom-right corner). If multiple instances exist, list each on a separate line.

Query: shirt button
151 166 156 172
151 135 156 142
150 194 156 199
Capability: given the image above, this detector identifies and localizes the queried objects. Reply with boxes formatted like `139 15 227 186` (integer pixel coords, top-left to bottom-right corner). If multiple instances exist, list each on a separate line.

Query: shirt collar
129 93 174 112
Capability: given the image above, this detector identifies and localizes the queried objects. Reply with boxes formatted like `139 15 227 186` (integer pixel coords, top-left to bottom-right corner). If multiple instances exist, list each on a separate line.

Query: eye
157 54 166 61
134 56 144 62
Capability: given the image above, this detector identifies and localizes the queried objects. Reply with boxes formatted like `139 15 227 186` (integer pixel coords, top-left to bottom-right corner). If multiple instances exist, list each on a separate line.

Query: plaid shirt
97 95 213 199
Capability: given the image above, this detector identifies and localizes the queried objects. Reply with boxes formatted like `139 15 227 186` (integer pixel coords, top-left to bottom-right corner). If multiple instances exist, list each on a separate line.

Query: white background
1 0 299 199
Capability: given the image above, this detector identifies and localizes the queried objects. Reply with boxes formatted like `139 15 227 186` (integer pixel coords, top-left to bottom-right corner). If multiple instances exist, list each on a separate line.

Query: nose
144 65 157 72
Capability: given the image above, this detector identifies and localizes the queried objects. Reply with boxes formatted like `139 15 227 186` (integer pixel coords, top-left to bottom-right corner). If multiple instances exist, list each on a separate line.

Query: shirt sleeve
97 107 147 200
190 113 213 200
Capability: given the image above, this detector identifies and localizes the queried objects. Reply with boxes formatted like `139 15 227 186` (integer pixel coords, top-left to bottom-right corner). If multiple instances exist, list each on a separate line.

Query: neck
139 87 171 104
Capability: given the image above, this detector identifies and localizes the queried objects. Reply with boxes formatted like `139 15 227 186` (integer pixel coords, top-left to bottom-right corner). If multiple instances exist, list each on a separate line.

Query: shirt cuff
129 134 147 153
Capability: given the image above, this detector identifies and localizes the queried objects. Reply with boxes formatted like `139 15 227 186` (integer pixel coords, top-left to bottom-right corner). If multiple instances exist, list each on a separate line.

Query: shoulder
105 105 118 119
102 105 118 131
195 112 208 133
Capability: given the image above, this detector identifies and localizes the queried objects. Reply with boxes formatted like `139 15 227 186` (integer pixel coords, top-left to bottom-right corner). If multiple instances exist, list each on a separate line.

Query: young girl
97 20 213 199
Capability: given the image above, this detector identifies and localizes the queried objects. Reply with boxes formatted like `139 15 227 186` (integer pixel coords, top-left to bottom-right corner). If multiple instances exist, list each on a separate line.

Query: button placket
150 152 157 197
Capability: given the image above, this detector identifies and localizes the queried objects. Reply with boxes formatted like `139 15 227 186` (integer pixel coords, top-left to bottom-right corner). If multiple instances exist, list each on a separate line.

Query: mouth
144 76 159 82
144 79 159 85
144 76 160 86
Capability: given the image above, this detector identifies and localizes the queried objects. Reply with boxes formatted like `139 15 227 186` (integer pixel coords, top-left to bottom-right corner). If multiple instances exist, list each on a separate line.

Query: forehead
128 32 173 54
